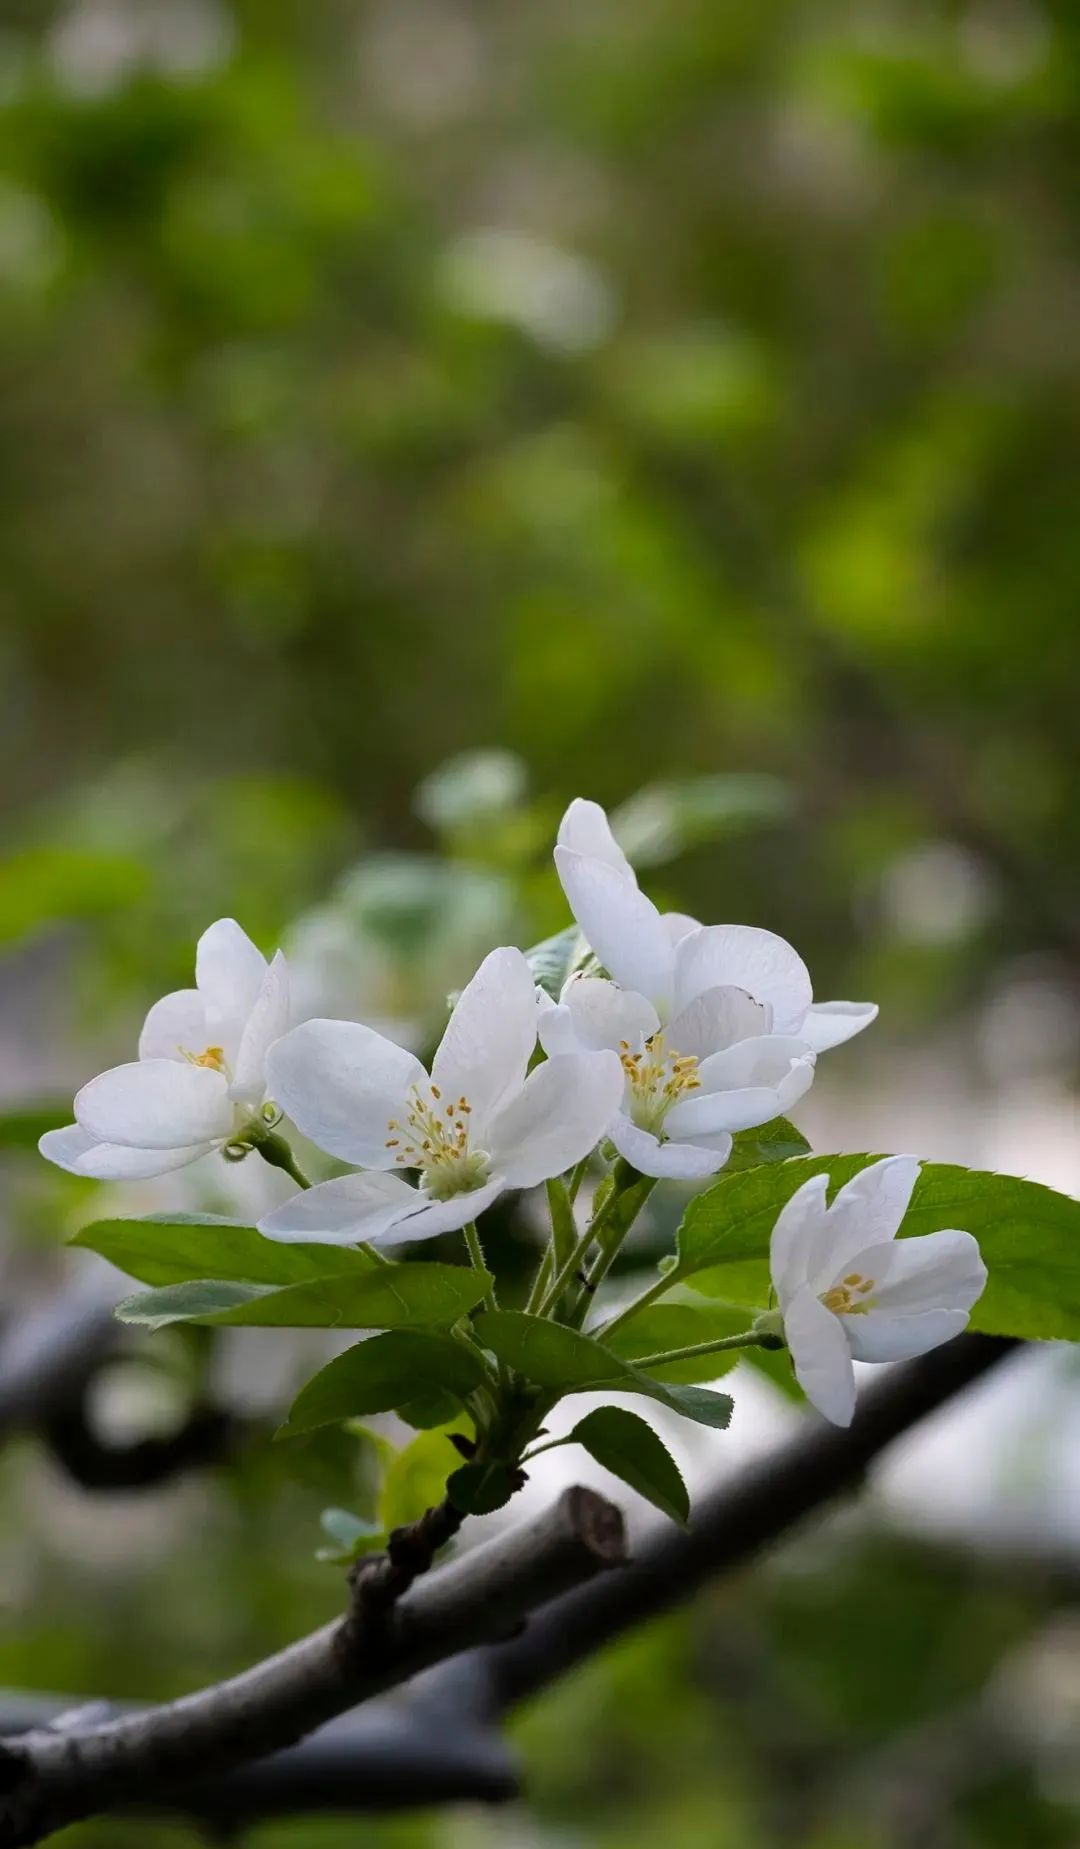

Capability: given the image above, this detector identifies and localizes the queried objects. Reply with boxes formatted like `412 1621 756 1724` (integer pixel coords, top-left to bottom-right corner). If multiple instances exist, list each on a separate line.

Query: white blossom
554 798 878 1050
538 797 877 1177
258 946 623 1248
40 920 290 1180
538 977 814 1179
769 1156 987 1426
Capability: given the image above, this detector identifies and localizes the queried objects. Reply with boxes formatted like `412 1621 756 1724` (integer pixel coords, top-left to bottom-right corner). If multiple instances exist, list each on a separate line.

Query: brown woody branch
0 1484 625 1847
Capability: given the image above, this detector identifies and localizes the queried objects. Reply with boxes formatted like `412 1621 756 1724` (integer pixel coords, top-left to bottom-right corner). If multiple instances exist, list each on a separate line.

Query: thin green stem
632 1330 780 1370
253 1131 311 1190
253 1128 391 1264
463 1221 498 1315
568 1167 657 1325
537 1206 615 1318
524 1247 553 1317
566 1157 590 1206
596 1270 675 1342
521 1434 573 1465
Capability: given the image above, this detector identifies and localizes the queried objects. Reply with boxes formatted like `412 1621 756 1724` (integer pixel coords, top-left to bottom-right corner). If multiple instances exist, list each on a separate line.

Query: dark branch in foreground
0 1332 1020 1839
0 1695 518 1822
434 1333 1021 1717
0 1485 625 1847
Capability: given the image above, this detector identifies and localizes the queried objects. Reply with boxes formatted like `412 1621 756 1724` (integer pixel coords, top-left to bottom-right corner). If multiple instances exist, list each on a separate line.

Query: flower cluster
41 797 987 1432
540 799 877 1179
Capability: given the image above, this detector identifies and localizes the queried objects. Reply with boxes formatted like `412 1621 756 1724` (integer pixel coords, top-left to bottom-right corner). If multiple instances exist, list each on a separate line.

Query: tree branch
0 1695 519 1822
0 1484 625 1846
434 1333 1021 1717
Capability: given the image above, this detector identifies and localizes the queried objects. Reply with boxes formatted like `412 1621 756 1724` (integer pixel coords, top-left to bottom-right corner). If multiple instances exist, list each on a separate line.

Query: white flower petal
800 1001 879 1053
666 985 770 1059
610 1114 732 1179
557 798 637 884
660 911 701 946
258 1171 422 1246
666 1037 815 1136
373 1175 509 1245
769 1173 830 1305
845 1308 972 1364
535 991 578 1057
840 1228 987 1319
808 1156 922 1292
75 1060 233 1149
39 1124 213 1179
195 918 268 1058
487 1050 624 1190
266 1019 426 1167
547 977 659 1055
782 1284 857 1426
431 946 538 1128
138 990 209 1064
673 925 812 1035
554 848 674 1007
231 951 290 1106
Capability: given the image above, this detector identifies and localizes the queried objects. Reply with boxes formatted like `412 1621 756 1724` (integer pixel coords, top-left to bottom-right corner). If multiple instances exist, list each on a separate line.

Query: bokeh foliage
1 0 1079 1844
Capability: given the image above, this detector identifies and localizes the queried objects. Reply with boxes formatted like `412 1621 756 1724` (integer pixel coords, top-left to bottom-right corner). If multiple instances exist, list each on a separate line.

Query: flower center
821 1272 876 1315
183 1044 228 1074
619 1033 701 1136
385 1083 490 1201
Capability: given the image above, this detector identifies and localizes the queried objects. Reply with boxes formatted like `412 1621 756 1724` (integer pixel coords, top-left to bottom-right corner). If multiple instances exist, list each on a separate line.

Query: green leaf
473 1311 733 1431
651 1382 733 1429
726 1118 811 1174
71 1213 374 1288
0 1102 70 1151
315 1506 385 1565
280 1332 490 1438
447 1460 518 1515
525 923 584 1001
571 1407 689 1525
674 1155 1080 1342
114 1262 492 1332
379 1424 468 1530
474 1311 619 1390
608 1303 750 1381
398 1390 465 1430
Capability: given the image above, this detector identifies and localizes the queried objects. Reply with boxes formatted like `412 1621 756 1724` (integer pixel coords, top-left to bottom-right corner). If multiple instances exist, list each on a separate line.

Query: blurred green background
1 1 1080 1844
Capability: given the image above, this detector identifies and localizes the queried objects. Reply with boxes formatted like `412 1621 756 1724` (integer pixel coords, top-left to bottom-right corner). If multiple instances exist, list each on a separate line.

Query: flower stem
632 1330 783 1370
463 1221 498 1314
521 1433 573 1465
253 1127 392 1265
253 1131 311 1190
567 1165 657 1325
537 1214 608 1317
596 1270 676 1342
567 1157 590 1205
539 1161 656 1322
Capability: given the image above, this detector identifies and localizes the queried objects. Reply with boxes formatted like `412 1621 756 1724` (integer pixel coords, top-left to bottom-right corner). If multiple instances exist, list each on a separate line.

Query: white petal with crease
258 1171 422 1245
75 1060 233 1149
783 1285 857 1426
554 848 674 1007
557 798 637 884
673 924 812 1034
610 1115 732 1179
138 990 209 1064
232 950 290 1105
40 1124 213 1179
431 946 537 1126
489 1051 624 1190
266 1019 425 1167
800 1001 878 1052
